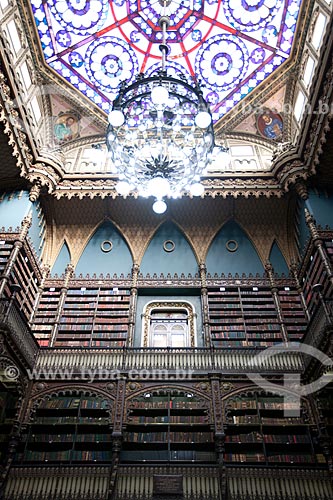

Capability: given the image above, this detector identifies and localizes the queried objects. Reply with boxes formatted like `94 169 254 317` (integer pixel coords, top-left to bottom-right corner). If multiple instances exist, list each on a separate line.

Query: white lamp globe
190 182 205 196
151 85 169 106
108 109 125 127
147 177 170 198
195 111 212 129
152 199 167 214
115 181 131 196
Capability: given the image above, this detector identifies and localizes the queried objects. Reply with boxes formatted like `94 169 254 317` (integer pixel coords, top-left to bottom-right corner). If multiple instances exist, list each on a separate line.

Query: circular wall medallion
163 240 175 252
226 239 238 252
101 240 113 253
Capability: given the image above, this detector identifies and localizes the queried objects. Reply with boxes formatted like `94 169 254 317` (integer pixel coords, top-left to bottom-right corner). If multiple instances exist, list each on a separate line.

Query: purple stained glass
29 0 302 119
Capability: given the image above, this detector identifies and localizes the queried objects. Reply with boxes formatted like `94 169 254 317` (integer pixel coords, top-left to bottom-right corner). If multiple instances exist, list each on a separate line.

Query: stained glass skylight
30 0 302 120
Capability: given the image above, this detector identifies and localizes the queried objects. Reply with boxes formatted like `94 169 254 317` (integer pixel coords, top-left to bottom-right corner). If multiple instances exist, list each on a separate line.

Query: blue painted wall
140 221 198 276
0 191 31 229
206 220 264 276
0 191 45 258
269 241 289 276
306 189 333 228
134 295 203 347
75 221 132 277
297 190 333 255
51 241 71 276
30 201 45 259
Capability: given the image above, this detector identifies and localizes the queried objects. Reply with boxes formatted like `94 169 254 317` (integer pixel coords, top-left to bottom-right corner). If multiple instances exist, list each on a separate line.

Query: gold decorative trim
142 301 196 348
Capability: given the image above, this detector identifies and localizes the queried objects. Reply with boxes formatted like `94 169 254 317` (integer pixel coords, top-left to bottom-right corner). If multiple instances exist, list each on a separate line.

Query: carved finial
19 213 32 241
305 209 320 240
294 180 308 200
29 181 41 202
64 262 75 287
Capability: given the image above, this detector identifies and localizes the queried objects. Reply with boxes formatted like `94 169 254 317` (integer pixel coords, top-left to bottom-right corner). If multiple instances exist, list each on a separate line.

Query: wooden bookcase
18 393 113 463
208 286 282 347
31 287 61 346
301 236 333 317
0 239 13 275
31 285 131 347
223 393 322 466
278 285 307 341
0 391 17 464
122 391 216 463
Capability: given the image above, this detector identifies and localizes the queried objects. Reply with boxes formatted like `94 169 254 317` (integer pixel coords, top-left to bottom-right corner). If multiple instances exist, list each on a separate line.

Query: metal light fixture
106 6 216 214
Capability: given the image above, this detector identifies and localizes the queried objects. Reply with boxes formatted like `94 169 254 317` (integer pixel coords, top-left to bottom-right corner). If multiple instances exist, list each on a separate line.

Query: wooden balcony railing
35 345 303 374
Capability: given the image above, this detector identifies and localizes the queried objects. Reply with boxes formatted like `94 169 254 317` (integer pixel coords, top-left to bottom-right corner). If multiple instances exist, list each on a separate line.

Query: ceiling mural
30 0 302 121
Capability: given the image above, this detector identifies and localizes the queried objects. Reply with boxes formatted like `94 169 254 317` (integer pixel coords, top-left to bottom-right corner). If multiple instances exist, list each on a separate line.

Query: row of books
34 416 109 424
225 433 310 444
24 450 112 461
128 400 205 410
230 415 304 425
124 431 213 443
120 450 216 461
128 415 209 424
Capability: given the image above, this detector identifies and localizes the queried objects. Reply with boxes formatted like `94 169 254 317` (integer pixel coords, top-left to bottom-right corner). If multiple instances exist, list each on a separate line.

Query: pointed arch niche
75 221 132 276
206 220 264 276
51 241 71 276
141 301 197 348
269 240 289 275
140 221 197 277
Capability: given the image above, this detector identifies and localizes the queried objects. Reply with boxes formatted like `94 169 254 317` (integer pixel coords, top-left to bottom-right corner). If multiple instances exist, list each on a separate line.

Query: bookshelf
208 286 282 347
121 390 216 463
223 392 320 466
278 285 308 341
301 237 333 317
0 239 13 275
18 392 113 464
0 391 17 464
31 285 131 347
316 385 333 446
31 287 61 346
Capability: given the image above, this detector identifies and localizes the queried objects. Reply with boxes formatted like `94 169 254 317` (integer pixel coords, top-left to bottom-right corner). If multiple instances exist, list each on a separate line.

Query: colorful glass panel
30 0 302 120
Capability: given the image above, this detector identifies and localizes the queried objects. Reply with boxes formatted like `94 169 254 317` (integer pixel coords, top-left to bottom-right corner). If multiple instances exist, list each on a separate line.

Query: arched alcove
269 240 289 275
75 221 132 276
206 220 264 275
51 241 71 276
140 221 197 276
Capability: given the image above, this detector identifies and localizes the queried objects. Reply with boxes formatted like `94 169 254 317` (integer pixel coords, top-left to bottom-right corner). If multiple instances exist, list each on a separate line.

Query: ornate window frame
141 300 197 348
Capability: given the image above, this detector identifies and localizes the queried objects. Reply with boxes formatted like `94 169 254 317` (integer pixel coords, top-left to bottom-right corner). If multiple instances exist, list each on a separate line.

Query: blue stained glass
29 0 302 120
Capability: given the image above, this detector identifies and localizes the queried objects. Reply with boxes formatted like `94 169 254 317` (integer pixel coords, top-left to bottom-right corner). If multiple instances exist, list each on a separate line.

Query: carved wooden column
290 261 311 322
108 379 126 499
128 262 139 347
265 261 289 343
305 209 333 287
29 263 50 324
49 262 74 347
199 262 211 347
211 378 226 500
0 214 32 297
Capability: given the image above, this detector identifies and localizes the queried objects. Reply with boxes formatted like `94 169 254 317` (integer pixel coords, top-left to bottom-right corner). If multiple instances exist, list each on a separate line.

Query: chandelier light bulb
190 182 205 196
195 111 212 129
147 176 170 198
152 199 167 214
108 109 125 127
115 181 131 196
151 85 169 106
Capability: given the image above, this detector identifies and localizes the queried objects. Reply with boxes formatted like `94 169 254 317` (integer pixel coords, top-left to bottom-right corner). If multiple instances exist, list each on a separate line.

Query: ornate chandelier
106 11 215 214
